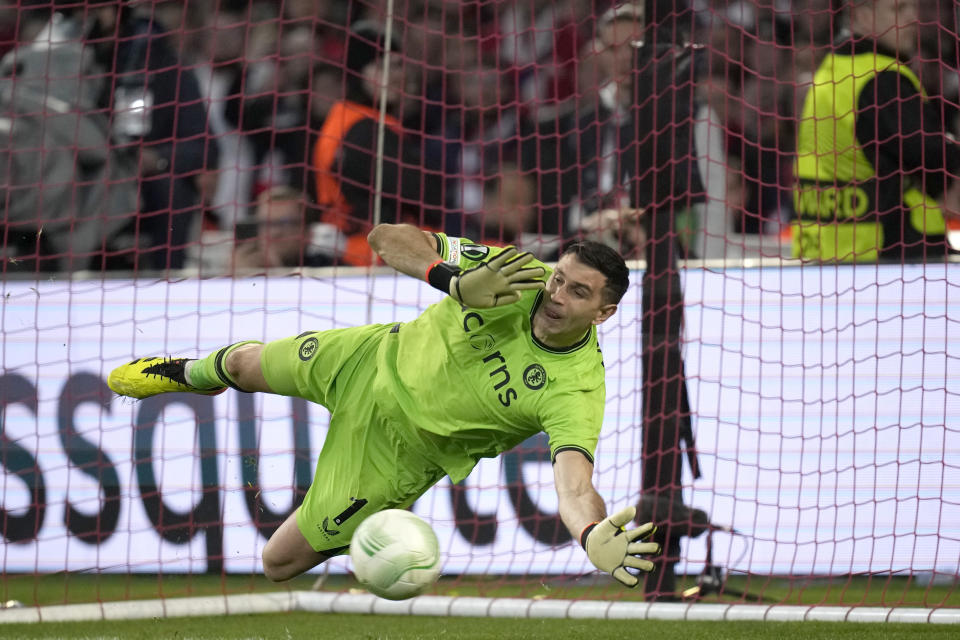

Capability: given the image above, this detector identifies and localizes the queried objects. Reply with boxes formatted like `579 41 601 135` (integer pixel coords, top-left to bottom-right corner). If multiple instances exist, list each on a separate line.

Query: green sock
186 341 263 390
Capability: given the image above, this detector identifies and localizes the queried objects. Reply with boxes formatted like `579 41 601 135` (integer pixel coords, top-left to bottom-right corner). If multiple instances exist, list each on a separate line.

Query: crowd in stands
0 0 958 273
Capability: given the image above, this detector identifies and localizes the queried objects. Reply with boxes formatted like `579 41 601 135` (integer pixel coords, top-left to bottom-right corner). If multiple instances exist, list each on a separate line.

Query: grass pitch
0 614 956 639
2 572 957 609
0 572 956 639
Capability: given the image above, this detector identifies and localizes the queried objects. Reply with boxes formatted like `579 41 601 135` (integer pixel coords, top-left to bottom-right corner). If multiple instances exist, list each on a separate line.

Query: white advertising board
1 264 958 575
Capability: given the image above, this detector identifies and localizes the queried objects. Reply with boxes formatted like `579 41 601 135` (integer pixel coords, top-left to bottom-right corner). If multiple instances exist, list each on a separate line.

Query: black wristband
427 261 461 294
580 523 599 549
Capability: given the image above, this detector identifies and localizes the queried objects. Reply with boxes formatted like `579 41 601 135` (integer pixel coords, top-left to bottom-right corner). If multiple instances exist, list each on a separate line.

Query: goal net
1 0 958 624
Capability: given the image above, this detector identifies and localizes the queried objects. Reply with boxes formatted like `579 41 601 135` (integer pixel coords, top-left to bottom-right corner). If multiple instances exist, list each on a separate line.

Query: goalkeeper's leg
262 508 336 582
108 341 270 399
108 326 383 402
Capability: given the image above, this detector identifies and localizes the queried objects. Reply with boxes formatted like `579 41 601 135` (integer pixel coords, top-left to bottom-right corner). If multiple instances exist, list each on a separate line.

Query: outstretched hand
449 247 546 308
582 506 660 587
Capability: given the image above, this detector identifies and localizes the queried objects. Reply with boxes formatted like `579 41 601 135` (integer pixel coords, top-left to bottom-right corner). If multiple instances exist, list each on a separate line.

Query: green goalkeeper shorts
260 325 447 553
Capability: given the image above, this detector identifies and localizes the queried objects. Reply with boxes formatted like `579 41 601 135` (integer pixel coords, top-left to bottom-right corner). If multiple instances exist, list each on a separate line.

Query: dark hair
561 241 630 304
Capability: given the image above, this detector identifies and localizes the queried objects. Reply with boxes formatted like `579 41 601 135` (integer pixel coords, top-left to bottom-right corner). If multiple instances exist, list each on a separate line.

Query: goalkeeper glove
581 506 660 587
426 247 545 309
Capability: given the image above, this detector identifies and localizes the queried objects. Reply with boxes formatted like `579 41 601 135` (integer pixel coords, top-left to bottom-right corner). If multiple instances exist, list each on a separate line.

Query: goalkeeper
108 223 660 586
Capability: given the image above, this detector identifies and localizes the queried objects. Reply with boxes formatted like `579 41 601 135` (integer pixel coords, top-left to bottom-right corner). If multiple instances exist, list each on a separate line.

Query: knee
262 563 290 583
261 546 293 583
224 344 258 380
224 344 263 388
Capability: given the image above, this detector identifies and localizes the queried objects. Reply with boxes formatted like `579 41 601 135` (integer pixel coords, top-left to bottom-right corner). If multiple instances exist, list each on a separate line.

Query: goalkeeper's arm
553 450 661 587
368 223 446 278
367 223 545 308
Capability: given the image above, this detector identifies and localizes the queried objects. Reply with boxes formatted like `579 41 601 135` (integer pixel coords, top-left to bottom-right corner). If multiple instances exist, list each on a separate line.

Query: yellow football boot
108 357 226 399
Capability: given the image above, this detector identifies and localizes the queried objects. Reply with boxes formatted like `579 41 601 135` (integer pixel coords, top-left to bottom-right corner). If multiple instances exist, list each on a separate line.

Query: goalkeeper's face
533 255 618 347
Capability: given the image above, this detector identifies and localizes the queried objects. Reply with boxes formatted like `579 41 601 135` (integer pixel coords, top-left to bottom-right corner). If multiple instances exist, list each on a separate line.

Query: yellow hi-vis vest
792 52 945 261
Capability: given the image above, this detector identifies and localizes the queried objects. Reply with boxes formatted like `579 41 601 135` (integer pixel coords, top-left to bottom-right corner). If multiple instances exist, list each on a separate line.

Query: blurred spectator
309 63 345 127
155 3 257 235
312 22 442 266
523 3 680 256
393 0 446 67
84 0 214 271
677 1 824 258
390 0 446 131
646 0 698 46
498 0 588 122
691 71 738 260
521 2 675 253
0 7 138 272
733 33 796 235
225 17 318 198
793 0 960 262
517 53 583 244
284 0 354 55
151 0 205 63
565 4 644 250
449 61 523 221
412 23 488 234
599 1 646 83
467 164 540 252
690 2 792 239
10 0 956 273
233 186 329 271
524 35 624 245
693 0 757 81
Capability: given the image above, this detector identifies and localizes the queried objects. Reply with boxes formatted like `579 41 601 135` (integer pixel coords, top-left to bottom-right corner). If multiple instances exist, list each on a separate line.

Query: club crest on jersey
462 244 490 261
299 337 319 361
523 364 547 390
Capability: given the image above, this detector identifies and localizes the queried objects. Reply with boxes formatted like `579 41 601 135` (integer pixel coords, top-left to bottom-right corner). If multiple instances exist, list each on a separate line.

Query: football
349 509 442 600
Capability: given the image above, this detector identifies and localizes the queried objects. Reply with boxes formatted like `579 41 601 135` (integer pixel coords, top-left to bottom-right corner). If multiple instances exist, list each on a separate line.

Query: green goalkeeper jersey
371 234 607 483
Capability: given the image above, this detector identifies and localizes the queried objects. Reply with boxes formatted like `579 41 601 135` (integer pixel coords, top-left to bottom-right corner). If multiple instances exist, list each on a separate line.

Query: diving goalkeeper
108 223 660 586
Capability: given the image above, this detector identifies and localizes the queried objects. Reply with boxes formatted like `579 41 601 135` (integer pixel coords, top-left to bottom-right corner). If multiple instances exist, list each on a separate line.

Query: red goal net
1 0 959 614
